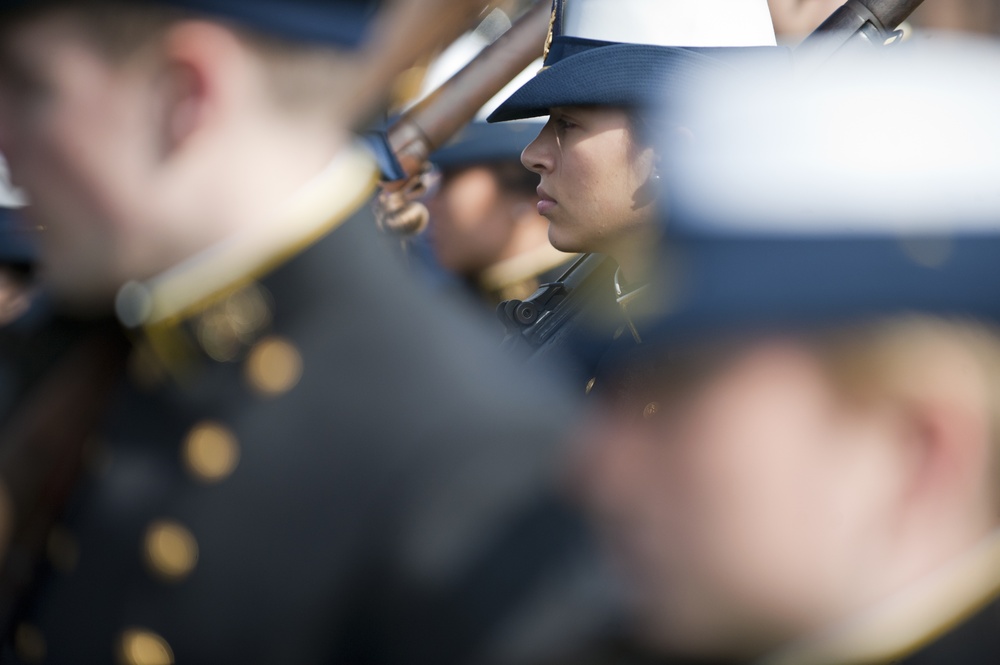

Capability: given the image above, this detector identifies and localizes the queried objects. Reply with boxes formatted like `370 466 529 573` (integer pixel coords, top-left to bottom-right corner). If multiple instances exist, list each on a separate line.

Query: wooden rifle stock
0 325 129 632
386 1 551 184
376 2 550 235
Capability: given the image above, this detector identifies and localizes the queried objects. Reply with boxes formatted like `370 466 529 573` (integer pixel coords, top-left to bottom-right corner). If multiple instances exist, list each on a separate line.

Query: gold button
14 623 46 663
118 629 174 665
245 336 303 397
196 285 273 362
585 377 597 395
47 525 80 574
143 521 198 582
642 402 660 419
182 422 240 484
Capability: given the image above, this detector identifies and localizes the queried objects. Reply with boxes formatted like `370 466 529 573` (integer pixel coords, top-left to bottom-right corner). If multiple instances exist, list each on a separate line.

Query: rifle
495 0 929 354
797 0 927 63
498 253 618 355
0 321 129 633
375 2 552 235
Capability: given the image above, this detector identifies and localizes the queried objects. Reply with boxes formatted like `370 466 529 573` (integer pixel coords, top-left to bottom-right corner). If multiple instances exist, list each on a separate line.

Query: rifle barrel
387 2 551 182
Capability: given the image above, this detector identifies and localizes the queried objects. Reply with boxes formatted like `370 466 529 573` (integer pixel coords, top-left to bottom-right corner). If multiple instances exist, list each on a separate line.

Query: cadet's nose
521 124 553 175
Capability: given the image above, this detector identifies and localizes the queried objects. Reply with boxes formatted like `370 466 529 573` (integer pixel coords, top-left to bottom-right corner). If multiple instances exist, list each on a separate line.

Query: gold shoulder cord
118 145 379 374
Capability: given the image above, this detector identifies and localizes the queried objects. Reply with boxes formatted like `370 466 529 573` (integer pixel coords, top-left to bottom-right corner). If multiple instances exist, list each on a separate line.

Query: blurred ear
890 388 993 536
156 21 247 158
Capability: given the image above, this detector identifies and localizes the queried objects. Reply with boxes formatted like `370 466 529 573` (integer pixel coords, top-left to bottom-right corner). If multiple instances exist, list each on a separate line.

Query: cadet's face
582 341 889 658
521 106 655 254
0 14 160 306
427 165 515 276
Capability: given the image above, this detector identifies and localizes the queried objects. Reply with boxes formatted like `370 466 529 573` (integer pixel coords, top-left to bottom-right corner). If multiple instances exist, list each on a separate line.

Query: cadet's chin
547 221 585 255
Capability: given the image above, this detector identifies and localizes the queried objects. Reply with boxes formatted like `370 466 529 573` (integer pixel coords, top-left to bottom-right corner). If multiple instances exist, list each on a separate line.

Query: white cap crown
562 0 776 48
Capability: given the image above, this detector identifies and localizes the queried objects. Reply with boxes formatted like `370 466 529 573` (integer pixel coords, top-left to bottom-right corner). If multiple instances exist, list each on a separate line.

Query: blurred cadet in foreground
419 34 572 306
0 1 617 663
581 38 1000 665
488 0 780 385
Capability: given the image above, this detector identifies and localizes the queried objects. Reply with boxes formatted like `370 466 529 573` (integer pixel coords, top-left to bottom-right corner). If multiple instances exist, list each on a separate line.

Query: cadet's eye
554 116 577 132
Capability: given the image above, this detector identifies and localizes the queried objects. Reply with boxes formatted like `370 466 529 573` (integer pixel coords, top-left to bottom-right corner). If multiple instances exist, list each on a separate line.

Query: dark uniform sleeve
298 215 620 665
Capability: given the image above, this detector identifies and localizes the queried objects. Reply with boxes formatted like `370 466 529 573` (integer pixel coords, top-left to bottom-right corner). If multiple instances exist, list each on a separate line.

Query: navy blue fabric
637 233 1000 348
544 35 617 65
0 207 36 268
487 44 761 123
0 0 380 48
359 131 407 182
431 121 544 169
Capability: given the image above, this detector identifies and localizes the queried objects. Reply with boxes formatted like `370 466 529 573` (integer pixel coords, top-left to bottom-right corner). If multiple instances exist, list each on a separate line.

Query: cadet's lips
536 186 557 215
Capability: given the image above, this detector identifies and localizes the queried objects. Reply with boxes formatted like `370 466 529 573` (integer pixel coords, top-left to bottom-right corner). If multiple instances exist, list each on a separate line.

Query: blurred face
581 341 898 659
521 106 656 255
0 13 164 306
426 165 516 276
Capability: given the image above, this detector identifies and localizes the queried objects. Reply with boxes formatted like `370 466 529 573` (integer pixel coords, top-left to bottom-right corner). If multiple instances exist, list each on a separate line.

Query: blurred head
427 159 545 276
0 0 481 310
521 106 659 258
582 317 1000 659
0 3 360 307
575 33 1000 664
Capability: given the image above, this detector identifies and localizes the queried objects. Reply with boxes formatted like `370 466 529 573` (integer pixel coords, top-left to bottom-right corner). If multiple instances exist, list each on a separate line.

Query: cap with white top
488 0 779 123
635 39 1000 347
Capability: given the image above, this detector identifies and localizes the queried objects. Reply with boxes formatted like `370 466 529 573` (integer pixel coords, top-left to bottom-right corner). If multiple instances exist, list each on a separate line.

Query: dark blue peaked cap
431 120 544 169
634 39 1000 349
487 40 745 123
0 0 381 48
488 0 780 123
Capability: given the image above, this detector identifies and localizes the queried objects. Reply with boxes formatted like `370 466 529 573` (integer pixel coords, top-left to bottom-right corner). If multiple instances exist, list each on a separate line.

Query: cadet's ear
889 384 993 542
156 21 248 157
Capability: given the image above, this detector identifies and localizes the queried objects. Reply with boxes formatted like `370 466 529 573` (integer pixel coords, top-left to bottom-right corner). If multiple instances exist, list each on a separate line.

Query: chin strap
614 267 649 345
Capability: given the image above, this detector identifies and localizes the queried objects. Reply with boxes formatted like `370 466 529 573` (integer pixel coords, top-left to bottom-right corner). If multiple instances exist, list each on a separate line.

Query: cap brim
431 121 545 168
487 44 725 123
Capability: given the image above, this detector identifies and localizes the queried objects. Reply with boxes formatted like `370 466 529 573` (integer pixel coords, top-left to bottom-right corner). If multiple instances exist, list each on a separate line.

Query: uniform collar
614 266 649 344
115 143 378 333
760 528 1000 665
